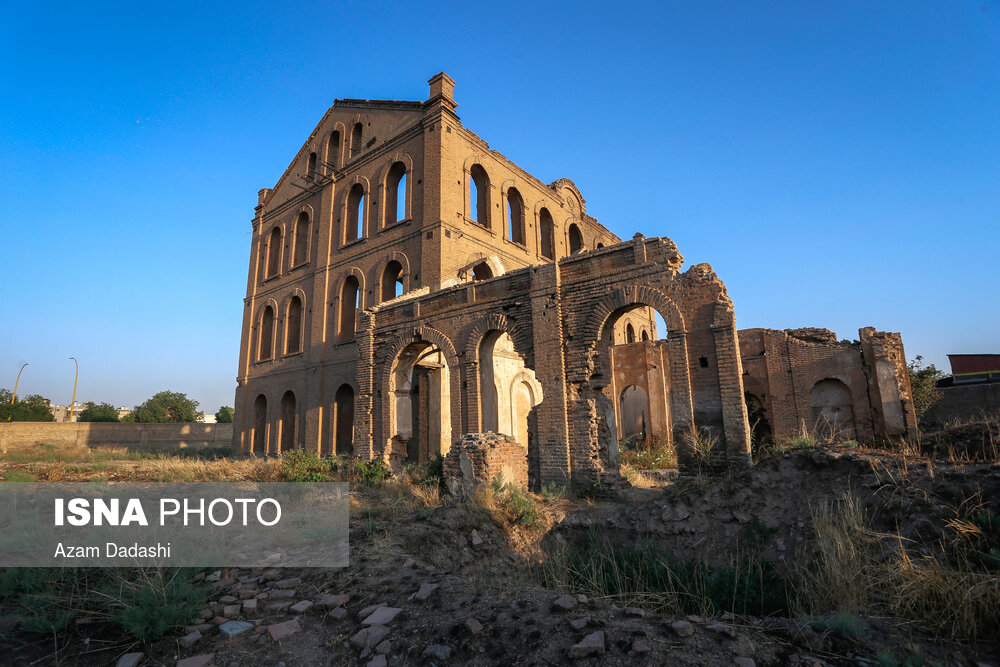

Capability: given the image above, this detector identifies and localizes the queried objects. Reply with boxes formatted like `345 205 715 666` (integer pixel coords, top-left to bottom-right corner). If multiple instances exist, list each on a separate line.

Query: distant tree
77 401 120 422
0 390 55 422
130 391 203 423
215 406 234 423
909 356 944 423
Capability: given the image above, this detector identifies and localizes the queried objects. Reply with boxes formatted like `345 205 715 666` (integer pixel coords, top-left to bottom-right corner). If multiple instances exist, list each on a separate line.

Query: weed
1 471 37 482
539 481 566 501
808 612 867 639
280 448 336 482
620 436 676 470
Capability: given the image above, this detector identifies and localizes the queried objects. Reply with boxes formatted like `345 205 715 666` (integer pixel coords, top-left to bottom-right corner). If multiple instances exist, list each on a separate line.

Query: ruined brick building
233 73 917 487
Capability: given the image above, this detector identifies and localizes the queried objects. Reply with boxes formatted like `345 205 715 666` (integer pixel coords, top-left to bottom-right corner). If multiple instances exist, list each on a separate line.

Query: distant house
948 354 1000 384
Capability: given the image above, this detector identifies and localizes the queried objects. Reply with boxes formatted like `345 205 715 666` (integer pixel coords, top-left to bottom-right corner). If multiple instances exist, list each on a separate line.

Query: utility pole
68 357 79 422
8 363 28 421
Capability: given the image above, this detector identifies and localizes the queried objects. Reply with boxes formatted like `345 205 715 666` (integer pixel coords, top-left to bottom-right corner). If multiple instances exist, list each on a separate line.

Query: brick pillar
354 310 375 459
462 359 480 434
712 322 751 467
529 264 571 485
667 330 695 462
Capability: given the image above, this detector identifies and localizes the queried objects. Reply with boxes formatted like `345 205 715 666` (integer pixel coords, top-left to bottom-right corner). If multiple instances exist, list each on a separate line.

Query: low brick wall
923 383 1000 429
0 422 234 452
443 432 528 492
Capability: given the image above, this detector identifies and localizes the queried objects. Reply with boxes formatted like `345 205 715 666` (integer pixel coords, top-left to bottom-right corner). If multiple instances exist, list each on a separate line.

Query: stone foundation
443 432 528 494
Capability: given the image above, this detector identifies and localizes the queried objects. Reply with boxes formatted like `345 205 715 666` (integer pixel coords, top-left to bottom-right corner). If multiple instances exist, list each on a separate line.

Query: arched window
641 329 649 341
293 212 310 266
472 262 493 281
259 306 275 361
327 130 341 169
568 224 584 254
346 184 365 242
285 296 303 354
306 152 317 177
469 164 490 228
381 260 404 301
280 390 296 452
596 242 604 249
385 161 407 225
810 378 855 437
538 208 555 260
506 187 525 245
334 384 355 456
350 122 362 159
626 323 636 343
266 227 282 279
339 276 360 341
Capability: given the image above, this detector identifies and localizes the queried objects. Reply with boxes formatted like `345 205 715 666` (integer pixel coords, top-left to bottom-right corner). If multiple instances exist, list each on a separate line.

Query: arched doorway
619 385 650 447
334 384 355 456
252 394 267 455
390 341 452 465
478 331 541 444
809 379 855 439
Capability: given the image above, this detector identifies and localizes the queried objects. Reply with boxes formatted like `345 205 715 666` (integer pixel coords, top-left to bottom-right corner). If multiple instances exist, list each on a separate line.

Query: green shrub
107 569 203 639
808 612 867 639
280 449 336 482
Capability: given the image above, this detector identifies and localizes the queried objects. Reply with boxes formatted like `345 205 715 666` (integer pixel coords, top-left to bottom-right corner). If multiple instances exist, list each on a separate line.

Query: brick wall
0 423 234 452
443 432 529 489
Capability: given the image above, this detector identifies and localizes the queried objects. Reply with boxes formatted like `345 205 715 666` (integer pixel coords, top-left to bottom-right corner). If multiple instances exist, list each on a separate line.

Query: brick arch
373 251 411 302
377 152 415 227
583 284 687 344
461 252 505 281
339 175 371 243
463 155 493 229
255 297 280 362
463 153 491 173
378 325 462 462
462 312 532 366
279 287 308 355
337 266 367 309
712 294 736 328
326 122 347 169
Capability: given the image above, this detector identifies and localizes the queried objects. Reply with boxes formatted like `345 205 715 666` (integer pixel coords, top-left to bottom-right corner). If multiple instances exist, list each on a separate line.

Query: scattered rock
269 589 296 599
290 600 314 614
552 594 577 611
624 606 646 617
410 583 439 601
327 607 348 621
569 617 589 631
631 638 650 653
706 622 737 638
222 604 241 618
268 601 294 612
375 639 392 654
185 623 214 634
423 644 453 660
366 656 387 667
734 658 756 667
176 654 214 667
219 621 253 638
402 558 416 568
205 571 222 582
218 595 237 604
116 652 143 667
267 619 301 641
567 631 605 659
275 577 301 589
671 620 695 637
242 599 257 613
363 606 402 626
179 630 202 648
350 624 390 649
357 604 384 620
318 593 350 608
238 589 257 600
471 529 483 546
465 617 483 634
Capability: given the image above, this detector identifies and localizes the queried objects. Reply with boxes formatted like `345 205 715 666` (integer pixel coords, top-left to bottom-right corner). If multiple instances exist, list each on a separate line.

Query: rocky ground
3 441 1000 666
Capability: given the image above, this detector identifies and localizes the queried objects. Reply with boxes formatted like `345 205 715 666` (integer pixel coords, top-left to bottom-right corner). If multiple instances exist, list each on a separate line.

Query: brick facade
232 73 912 487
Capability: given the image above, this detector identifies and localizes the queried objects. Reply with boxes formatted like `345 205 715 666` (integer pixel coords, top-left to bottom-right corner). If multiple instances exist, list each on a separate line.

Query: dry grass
797 494 1000 642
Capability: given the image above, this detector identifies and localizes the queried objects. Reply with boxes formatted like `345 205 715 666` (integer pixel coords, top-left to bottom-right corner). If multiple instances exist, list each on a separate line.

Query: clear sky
1 1 997 414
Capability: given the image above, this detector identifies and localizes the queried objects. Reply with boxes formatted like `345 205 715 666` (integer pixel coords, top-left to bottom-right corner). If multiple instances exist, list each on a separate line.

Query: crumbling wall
443 432 529 494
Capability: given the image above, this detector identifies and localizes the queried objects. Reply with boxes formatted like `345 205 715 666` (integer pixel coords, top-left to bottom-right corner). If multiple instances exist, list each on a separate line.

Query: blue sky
1 1 997 413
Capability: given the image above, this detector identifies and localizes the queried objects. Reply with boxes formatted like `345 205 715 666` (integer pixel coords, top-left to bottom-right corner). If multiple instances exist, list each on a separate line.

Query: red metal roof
948 354 1000 375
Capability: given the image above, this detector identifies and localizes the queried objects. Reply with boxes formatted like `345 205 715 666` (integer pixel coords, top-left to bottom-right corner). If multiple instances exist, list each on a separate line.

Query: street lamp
68 357 79 422
8 363 28 422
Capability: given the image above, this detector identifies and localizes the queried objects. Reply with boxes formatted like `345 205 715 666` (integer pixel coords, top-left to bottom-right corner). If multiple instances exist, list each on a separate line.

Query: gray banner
0 482 348 567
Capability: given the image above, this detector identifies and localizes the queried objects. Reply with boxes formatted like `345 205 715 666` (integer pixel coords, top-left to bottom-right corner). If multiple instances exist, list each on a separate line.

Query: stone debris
409 582 439 601
218 595 237 604
671 620 695 637
218 621 253 638
363 606 402 626
552 594 577 611
624 606 646 617
350 624 390 649
289 600 314 614
423 644 453 660
269 589 296 599
569 617 589 631
464 617 483 634
242 599 257 613
327 607 348 621
274 577 301 589
567 630 605 659
357 604 384 620
366 656 387 667
734 658 756 667
179 630 202 648
267 619 301 642
268 600 294 612
222 604 241 618
176 654 214 667
116 652 144 667
318 593 350 608
706 622 737 638
470 529 483 546
631 639 651 653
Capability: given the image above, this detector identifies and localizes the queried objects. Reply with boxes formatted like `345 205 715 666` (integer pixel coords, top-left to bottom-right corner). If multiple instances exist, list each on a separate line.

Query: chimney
426 72 457 111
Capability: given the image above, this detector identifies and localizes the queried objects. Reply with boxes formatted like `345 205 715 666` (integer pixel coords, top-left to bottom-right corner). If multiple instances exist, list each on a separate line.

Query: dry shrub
888 550 1000 642
798 494 1000 642
796 495 880 615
